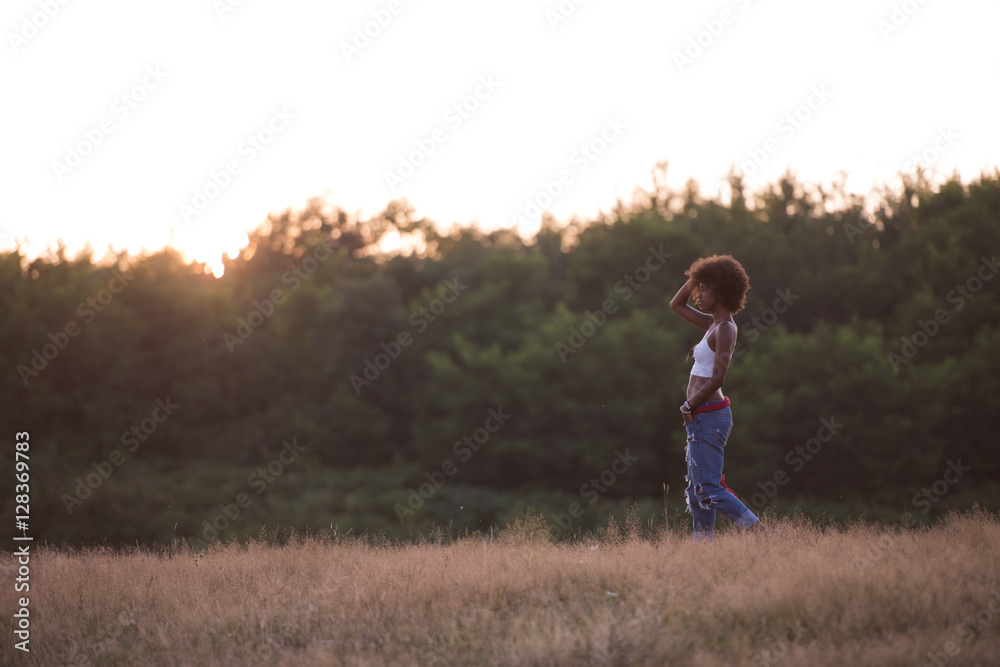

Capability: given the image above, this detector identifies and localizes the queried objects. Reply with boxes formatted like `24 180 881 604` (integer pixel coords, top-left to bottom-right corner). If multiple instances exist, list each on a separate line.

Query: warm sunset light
3 0 997 262
171 224 249 278
5 2 999 664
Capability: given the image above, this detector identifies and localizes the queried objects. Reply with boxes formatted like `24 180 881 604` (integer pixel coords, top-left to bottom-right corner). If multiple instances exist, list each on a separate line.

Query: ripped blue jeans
684 401 759 540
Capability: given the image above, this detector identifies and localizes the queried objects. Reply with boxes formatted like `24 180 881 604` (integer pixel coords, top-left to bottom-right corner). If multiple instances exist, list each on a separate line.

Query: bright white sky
3 0 998 274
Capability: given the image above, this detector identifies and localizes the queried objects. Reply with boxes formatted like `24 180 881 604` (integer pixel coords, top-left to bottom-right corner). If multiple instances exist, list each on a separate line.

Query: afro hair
685 255 751 314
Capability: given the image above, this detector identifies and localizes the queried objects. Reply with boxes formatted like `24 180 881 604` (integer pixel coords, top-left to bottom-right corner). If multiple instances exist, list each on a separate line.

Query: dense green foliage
3 169 998 545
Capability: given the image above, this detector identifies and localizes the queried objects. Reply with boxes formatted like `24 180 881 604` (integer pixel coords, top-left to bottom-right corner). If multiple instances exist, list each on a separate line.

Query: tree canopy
3 167 998 545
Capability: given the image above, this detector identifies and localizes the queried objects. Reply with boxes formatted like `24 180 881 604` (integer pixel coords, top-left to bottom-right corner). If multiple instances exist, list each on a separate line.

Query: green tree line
2 167 998 545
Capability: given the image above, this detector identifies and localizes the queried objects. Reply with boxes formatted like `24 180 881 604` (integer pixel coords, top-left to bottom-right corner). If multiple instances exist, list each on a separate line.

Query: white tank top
690 322 734 377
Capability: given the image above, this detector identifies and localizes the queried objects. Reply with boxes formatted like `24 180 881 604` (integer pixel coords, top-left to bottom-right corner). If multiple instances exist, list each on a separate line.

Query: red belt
691 397 730 415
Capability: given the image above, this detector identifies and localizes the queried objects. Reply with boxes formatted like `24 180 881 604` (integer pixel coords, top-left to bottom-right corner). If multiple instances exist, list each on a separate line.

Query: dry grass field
5 510 1000 666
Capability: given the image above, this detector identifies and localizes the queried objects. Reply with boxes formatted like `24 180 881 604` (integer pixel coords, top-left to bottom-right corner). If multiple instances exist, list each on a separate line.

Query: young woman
669 254 764 539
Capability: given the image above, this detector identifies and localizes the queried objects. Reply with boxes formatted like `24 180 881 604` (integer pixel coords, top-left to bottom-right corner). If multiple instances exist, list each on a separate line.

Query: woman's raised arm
670 277 712 330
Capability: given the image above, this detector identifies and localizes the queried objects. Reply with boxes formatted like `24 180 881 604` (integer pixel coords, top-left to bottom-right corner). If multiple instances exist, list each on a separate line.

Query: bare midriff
686 374 725 405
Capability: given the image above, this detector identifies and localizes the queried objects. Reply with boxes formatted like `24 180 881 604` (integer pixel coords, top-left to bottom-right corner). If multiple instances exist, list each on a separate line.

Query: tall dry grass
4 510 1000 666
